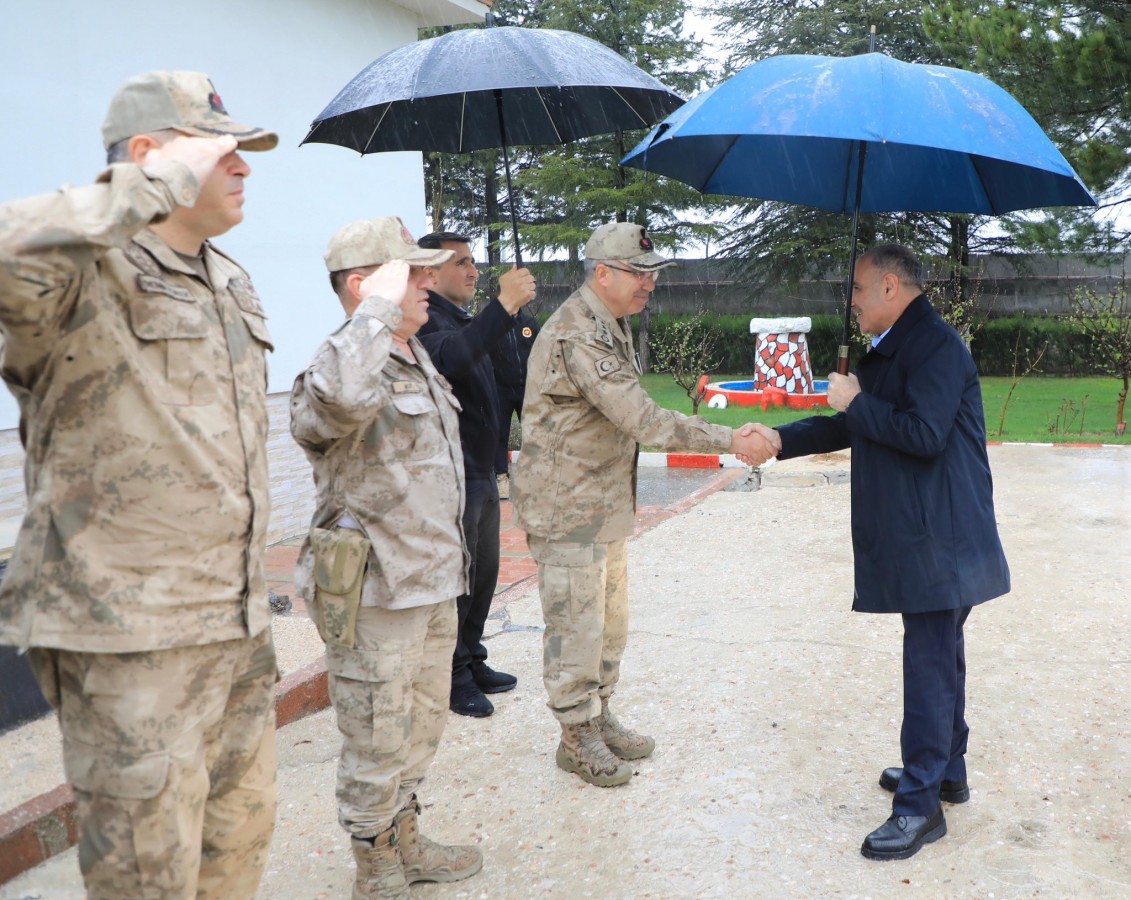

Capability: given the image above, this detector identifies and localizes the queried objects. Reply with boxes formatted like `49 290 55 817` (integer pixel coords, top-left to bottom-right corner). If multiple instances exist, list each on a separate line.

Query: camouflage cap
324 217 454 272
584 223 675 272
102 71 278 151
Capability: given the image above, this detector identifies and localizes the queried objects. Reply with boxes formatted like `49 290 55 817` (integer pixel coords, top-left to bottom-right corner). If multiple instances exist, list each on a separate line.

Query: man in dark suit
416 231 536 717
753 244 1010 860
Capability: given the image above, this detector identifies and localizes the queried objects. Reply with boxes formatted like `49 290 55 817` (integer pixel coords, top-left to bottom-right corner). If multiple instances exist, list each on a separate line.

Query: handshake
730 423 782 468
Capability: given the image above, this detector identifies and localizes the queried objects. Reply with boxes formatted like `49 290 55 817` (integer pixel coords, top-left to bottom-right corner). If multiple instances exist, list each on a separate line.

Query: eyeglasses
602 263 659 283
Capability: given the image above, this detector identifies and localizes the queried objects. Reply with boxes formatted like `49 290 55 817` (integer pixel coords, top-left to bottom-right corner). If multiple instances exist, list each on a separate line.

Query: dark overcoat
776 295 1010 614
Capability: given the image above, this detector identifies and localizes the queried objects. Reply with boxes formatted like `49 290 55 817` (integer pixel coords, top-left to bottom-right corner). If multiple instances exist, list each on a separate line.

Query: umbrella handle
836 346 850 376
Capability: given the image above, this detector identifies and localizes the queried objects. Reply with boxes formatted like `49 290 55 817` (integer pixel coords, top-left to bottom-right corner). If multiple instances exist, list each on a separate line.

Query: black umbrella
302 25 684 265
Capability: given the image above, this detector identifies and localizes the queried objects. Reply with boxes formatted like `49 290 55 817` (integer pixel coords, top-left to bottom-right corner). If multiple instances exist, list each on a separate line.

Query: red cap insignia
208 89 227 115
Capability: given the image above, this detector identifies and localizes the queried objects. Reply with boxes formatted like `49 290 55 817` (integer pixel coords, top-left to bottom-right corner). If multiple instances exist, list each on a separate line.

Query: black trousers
494 387 524 476
452 475 500 684
894 605 972 816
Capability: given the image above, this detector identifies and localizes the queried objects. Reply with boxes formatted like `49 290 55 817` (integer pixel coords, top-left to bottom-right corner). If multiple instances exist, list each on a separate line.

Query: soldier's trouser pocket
309 526 371 649
326 638 408 835
46 637 278 900
526 538 629 723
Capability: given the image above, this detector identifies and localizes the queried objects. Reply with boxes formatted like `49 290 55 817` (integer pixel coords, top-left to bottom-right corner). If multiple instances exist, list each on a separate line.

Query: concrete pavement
3 447 1131 898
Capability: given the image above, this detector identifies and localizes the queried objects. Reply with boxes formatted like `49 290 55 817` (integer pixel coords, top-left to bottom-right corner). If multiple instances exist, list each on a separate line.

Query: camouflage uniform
513 282 731 723
0 71 279 898
290 289 467 837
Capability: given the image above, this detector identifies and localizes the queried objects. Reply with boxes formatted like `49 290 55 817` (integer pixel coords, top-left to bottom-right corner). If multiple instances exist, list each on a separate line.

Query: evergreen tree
922 0 1131 255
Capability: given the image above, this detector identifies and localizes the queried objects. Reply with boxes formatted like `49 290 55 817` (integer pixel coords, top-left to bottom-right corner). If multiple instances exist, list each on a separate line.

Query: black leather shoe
861 808 947 861
450 681 494 717
471 662 517 694
879 767 970 804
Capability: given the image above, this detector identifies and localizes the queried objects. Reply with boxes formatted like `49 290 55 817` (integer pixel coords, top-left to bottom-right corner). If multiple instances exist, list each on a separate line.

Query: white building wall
0 0 485 429
0 0 485 543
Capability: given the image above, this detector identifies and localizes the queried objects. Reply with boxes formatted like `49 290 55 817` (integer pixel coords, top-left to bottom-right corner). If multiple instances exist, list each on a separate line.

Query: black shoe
879 767 970 804
861 808 947 861
471 661 517 694
450 680 494 717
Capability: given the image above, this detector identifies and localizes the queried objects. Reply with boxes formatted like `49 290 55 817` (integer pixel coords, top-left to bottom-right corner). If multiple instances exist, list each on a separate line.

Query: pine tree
923 0 1131 256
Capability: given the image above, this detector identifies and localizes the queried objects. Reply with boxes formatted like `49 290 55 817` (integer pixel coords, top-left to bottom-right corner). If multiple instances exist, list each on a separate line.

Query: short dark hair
860 244 923 289
417 231 471 250
329 264 379 300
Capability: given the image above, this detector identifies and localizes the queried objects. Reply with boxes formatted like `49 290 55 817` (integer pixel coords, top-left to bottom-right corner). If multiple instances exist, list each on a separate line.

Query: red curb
666 453 721 468
275 657 330 729
0 783 76 887
0 656 333 887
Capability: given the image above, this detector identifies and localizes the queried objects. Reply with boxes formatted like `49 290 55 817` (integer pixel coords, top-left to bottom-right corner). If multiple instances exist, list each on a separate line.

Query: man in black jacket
416 232 537 717
490 307 539 499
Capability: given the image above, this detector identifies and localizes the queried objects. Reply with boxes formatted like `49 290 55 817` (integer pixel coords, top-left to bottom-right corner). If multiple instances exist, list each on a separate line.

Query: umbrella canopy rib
364 103 393 155
609 86 648 129
533 88 564 144
459 93 467 154
972 158 998 217
700 134 743 195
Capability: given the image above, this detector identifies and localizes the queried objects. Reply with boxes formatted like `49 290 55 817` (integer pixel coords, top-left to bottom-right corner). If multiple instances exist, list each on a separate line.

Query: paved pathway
4 449 1131 899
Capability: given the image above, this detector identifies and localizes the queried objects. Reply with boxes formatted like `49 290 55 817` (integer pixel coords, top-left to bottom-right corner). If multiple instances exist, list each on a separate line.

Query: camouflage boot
555 719 633 787
393 796 483 884
350 826 409 900
598 696 656 760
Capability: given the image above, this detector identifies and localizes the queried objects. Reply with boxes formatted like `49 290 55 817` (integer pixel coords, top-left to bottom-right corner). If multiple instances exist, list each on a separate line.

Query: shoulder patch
593 317 615 348
595 354 621 378
124 241 162 277
228 278 266 316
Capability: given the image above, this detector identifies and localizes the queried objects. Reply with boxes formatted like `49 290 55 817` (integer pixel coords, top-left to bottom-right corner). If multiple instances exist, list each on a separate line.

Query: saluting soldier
290 218 483 899
0 72 278 898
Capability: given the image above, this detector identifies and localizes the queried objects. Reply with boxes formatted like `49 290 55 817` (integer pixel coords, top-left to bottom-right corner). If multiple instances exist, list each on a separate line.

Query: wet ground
6 448 1130 898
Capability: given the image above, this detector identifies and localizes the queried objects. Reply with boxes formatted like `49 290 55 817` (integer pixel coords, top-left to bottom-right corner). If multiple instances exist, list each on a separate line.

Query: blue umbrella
621 51 1097 371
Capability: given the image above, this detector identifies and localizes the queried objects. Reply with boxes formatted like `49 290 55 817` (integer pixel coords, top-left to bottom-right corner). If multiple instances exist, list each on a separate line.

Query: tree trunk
638 305 651 374
947 215 970 305
614 131 628 224
425 153 444 233
1118 378 1128 435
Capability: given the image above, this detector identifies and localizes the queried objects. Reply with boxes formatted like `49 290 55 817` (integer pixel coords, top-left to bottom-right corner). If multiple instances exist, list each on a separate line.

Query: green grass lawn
642 374 1131 445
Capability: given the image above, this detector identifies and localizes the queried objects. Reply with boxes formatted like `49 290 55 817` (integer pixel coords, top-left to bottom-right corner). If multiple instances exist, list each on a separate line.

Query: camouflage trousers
527 537 628 725
326 599 457 839
27 628 278 900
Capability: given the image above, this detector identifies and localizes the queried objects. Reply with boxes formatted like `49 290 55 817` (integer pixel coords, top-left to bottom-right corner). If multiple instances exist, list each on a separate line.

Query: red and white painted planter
703 316 829 411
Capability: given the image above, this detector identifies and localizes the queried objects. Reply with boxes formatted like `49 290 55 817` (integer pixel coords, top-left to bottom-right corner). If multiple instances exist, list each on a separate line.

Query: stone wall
517 253 1130 318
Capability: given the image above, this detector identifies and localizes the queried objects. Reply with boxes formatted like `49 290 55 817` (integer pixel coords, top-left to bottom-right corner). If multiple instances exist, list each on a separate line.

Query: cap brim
403 247 454 267
178 123 279 151
625 252 677 272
